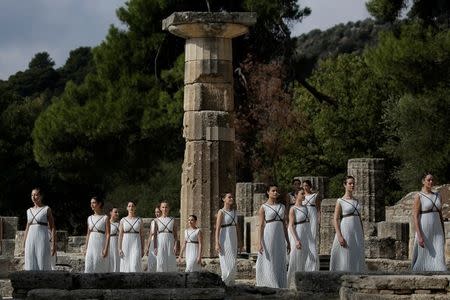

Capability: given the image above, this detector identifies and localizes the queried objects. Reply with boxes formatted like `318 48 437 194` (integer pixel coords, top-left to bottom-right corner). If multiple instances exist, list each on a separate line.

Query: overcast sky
0 0 371 80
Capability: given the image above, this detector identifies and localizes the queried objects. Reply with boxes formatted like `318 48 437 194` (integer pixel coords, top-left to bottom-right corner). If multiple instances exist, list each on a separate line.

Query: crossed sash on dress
110 222 119 236
123 217 141 234
419 192 441 214
221 209 237 228
340 199 361 219
293 206 309 225
185 229 199 244
28 207 48 226
89 215 106 234
264 204 284 223
157 217 174 234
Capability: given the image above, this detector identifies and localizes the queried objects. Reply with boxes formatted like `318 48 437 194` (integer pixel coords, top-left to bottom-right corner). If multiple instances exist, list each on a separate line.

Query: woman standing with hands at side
118 201 144 272
155 201 178 272
329 176 366 272
24 188 56 270
178 215 202 272
109 207 120 272
412 173 446 271
255 184 290 288
84 197 110 273
215 193 240 285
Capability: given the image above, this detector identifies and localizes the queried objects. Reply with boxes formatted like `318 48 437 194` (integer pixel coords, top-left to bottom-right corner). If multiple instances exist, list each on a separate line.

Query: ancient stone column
163 12 256 257
347 158 385 236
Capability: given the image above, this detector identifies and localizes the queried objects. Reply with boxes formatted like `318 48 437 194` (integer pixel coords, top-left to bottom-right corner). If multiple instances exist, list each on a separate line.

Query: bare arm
172 219 178 255
118 221 124 256
288 207 301 249
257 206 265 254
413 193 425 248
23 213 30 254
197 229 203 264
333 200 347 248
438 193 445 235
84 218 90 255
102 216 110 257
153 221 158 255
214 210 223 253
178 238 186 260
282 207 290 253
140 220 144 257
47 208 57 256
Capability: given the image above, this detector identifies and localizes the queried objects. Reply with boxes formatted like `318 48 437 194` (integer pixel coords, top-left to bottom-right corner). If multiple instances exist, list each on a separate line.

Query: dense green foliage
1 0 449 232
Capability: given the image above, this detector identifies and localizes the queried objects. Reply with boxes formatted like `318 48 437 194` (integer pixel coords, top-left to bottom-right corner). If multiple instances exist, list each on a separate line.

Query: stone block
347 158 385 223
108 288 226 300
0 217 18 239
243 216 259 254
184 83 233 112
185 37 232 62
184 60 232 84
10 271 73 290
365 237 397 259
183 111 234 142
377 222 409 241
319 198 337 255
252 193 266 216
365 259 411 272
67 236 85 253
296 271 350 295
341 274 449 290
0 279 12 298
27 289 71 299
185 272 224 288
14 231 25 257
55 231 68 252
181 140 235 257
0 239 15 258
236 182 253 217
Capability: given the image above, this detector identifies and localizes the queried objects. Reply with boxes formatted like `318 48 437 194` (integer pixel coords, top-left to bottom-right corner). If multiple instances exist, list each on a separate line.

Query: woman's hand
338 235 347 248
51 244 57 256
196 256 202 264
417 235 425 248
295 240 302 250
258 242 264 254
102 249 108 258
286 241 291 254
215 243 221 254
173 244 177 255
119 249 124 257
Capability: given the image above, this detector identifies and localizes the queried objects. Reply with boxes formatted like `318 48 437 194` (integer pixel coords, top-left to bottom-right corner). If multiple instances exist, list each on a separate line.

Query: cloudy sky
0 0 371 80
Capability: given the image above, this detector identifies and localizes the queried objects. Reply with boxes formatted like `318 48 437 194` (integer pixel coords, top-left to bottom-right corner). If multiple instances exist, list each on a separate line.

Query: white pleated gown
287 206 318 288
120 217 142 272
256 203 287 288
147 220 157 272
24 206 51 270
303 193 320 269
185 228 201 272
329 198 366 272
109 221 120 272
156 217 177 272
412 192 446 271
85 215 109 273
219 209 237 285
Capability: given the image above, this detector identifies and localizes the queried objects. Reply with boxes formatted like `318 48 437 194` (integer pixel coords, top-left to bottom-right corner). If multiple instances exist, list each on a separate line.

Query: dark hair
266 183 278 197
421 172 433 181
32 187 43 197
128 201 137 206
109 207 118 213
221 192 233 200
343 176 355 185
92 196 104 208
188 215 197 221
159 200 169 207
294 187 305 196
292 178 301 185
303 180 312 188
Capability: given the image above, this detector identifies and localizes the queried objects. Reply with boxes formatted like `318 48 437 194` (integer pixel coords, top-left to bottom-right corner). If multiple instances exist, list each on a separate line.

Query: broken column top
162 12 257 39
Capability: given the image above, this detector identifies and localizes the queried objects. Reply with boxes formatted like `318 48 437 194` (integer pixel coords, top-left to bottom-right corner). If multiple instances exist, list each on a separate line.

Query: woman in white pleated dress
145 206 161 272
256 184 290 288
179 215 202 272
119 201 144 272
302 180 320 269
412 173 446 271
109 207 120 272
330 176 366 272
215 193 240 285
24 188 56 270
287 188 318 287
155 201 177 272
84 197 110 273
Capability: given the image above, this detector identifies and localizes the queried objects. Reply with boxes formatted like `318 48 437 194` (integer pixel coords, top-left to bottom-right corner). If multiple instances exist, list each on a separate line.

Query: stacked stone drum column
163 12 256 256
347 158 385 235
